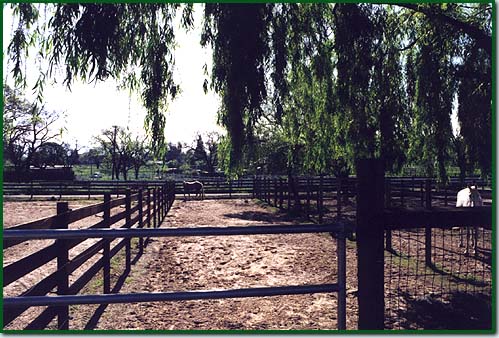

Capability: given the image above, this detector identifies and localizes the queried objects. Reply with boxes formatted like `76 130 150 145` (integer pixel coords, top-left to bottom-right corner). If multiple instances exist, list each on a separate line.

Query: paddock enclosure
3 165 493 330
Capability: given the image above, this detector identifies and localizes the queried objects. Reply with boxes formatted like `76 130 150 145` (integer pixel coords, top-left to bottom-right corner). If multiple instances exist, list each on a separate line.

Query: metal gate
4 222 349 330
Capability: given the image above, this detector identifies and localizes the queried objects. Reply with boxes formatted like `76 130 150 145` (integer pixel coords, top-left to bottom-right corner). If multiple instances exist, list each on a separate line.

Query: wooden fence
3 180 172 199
3 172 493 330
254 175 491 223
3 178 254 199
253 176 356 222
3 182 176 329
174 177 254 198
385 176 491 208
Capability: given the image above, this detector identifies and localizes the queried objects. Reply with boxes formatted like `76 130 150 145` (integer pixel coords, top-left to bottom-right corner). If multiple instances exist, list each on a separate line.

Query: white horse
183 181 204 200
456 185 483 255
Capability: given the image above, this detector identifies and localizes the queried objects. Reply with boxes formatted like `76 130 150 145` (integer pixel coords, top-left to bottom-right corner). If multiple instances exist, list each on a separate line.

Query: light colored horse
456 185 483 255
183 181 204 200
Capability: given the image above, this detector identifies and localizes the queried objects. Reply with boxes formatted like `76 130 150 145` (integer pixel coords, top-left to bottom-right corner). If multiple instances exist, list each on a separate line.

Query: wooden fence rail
253 176 356 223
3 182 176 329
3 180 172 200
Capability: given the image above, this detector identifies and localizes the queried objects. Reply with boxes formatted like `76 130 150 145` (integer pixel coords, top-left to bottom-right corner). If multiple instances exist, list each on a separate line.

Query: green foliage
202 4 271 168
3 84 64 171
457 41 492 177
6 3 492 179
31 142 66 168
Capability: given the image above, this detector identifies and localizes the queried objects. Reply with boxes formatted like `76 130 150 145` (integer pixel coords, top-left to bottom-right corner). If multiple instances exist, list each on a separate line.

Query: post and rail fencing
253 175 356 223
3 180 175 200
3 171 493 330
3 182 175 330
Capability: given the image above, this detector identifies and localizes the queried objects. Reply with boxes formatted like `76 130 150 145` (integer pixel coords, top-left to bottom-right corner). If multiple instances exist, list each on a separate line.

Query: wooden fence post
158 187 162 224
160 185 164 220
265 177 269 203
103 193 111 294
306 177 311 217
337 178 343 217
318 175 324 224
384 180 392 252
400 179 404 207
287 177 292 211
138 189 143 254
153 188 157 229
157 187 161 226
425 179 432 210
279 178 284 209
252 176 256 199
229 179 232 198
125 189 131 272
147 188 151 228
425 180 432 267
337 225 347 330
259 177 262 200
420 181 424 207
56 202 70 330
356 159 385 330
274 177 277 207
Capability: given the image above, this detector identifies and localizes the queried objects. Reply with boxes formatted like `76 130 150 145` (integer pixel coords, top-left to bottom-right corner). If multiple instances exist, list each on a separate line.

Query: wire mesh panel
384 226 492 330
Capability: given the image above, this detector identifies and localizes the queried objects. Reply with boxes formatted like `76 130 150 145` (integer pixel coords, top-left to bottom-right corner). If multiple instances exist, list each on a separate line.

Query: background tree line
3 84 221 180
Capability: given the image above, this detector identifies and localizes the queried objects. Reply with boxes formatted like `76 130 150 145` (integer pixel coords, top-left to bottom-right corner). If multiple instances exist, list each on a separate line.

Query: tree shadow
395 291 492 330
474 247 492 266
224 210 302 223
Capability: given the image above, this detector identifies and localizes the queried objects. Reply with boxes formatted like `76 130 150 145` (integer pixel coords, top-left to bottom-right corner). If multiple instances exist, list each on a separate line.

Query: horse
183 181 204 200
456 185 483 255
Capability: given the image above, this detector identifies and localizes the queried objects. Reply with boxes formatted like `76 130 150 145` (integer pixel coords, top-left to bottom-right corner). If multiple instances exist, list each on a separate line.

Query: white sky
2 4 224 150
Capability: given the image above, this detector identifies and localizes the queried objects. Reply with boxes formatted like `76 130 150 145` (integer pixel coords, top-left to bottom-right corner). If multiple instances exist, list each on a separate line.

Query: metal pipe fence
3 222 349 330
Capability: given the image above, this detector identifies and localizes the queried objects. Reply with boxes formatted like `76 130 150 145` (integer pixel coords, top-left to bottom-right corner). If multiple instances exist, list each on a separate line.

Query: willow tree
6 3 193 156
455 3 492 178
6 3 492 178
201 3 272 173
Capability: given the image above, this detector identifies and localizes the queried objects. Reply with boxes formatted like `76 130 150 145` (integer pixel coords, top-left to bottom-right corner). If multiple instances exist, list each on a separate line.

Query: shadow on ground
395 291 491 330
84 247 145 329
223 210 305 223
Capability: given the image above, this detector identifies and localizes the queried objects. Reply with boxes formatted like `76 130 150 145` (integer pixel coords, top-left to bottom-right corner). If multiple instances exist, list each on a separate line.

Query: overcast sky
2 4 224 151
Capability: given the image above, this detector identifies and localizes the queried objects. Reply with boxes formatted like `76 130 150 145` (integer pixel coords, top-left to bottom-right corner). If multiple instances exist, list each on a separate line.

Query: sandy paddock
3 198 359 330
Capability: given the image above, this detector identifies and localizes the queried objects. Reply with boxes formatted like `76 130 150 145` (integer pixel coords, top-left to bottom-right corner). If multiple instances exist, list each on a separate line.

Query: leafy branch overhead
6 3 492 180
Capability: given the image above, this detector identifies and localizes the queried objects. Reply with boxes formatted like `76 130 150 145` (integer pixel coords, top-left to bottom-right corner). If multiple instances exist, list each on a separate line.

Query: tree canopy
5 3 492 180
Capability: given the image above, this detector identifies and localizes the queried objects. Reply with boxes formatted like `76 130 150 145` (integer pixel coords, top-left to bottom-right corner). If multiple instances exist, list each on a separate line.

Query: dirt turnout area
3 198 358 330
73 198 358 330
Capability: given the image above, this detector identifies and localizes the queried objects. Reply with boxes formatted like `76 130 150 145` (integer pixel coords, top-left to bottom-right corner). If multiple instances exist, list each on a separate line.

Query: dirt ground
87 199 359 330
3 198 359 330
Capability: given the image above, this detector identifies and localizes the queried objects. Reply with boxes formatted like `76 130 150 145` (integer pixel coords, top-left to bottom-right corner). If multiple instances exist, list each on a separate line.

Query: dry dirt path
88 198 359 330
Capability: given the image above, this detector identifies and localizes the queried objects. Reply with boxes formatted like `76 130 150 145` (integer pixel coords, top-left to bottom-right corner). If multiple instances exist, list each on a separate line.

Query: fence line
3 182 175 329
253 176 356 223
4 221 348 330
